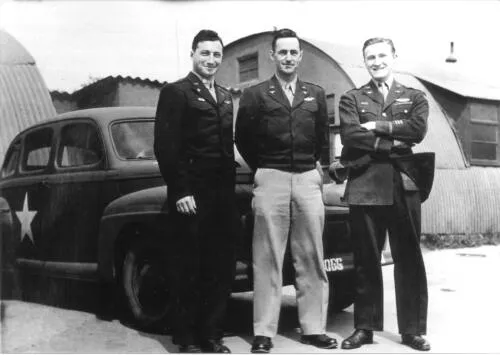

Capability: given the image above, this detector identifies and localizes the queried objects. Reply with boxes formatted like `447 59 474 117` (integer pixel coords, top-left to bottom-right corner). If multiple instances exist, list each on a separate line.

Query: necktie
378 82 389 102
207 82 217 102
285 83 294 105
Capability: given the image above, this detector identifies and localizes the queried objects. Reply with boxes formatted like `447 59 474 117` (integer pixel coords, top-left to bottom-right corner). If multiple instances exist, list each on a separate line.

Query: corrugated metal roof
422 167 500 234
0 30 56 163
403 62 500 101
71 75 166 97
0 65 57 160
0 30 34 65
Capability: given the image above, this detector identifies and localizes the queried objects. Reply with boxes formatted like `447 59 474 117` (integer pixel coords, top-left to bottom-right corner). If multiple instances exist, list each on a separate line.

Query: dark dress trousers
339 80 429 335
154 72 239 345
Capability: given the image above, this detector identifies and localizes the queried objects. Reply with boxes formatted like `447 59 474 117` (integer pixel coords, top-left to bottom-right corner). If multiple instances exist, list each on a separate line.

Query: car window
58 122 103 167
1 142 20 178
111 120 155 160
22 127 53 171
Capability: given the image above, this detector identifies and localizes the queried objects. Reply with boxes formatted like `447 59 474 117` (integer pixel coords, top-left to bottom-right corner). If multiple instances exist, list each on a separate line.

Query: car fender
98 186 168 282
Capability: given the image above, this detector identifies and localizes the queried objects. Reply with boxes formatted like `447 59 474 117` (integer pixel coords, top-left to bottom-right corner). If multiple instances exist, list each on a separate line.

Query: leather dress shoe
300 334 338 349
341 329 374 350
178 344 202 353
251 336 273 353
402 334 431 351
200 339 231 353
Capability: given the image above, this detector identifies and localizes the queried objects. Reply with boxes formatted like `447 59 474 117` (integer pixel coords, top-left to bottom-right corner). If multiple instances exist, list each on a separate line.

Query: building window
469 102 499 165
470 122 497 161
238 53 258 83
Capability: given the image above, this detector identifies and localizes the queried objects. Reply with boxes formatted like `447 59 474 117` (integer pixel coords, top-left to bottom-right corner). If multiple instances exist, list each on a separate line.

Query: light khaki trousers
252 168 329 337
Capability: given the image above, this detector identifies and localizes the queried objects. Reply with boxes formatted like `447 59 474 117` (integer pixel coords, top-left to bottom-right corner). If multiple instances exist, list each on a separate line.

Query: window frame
19 126 55 175
468 101 500 167
109 118 156 161
0 141 21 179
238 52 259 83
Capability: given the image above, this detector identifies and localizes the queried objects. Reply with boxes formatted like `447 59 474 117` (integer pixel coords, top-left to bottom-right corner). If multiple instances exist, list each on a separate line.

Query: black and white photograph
1 0 499 353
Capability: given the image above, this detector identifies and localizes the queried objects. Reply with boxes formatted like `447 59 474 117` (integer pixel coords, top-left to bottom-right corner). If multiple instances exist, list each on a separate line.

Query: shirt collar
191 71 215 90
373 75 394 90
276 74 298 95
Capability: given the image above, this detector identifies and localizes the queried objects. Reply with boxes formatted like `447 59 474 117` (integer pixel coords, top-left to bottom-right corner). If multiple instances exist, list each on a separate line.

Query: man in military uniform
339 37 431 351
154 29 238 353
236 28 337 353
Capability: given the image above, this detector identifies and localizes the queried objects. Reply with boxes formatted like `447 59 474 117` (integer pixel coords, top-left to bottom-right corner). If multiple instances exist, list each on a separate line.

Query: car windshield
111 120 155 160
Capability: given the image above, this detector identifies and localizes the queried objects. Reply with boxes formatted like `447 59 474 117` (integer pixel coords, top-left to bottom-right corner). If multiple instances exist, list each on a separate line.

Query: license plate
323 254 354 273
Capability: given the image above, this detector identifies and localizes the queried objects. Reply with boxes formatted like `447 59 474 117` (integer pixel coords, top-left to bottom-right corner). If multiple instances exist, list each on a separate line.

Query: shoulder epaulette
301 81 324 90
401 85 425 96
253 80 269 89
174 77 189 85
215 84 230 93
346 87 362 94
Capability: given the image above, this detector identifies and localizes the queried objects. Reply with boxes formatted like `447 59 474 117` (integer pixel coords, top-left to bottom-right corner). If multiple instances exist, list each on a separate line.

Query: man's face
191 40 223 80
363 42 396 82
270 37 303 77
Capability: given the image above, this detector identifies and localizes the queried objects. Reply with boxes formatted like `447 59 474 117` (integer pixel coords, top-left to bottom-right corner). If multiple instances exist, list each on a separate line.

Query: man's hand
361 121 376 130
176 195 197 215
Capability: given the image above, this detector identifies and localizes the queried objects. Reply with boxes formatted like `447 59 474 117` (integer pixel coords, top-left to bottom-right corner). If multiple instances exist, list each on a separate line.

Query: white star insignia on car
15 193 37 244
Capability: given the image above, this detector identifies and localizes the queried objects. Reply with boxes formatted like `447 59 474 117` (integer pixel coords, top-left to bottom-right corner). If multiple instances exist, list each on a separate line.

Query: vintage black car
0 106 356 328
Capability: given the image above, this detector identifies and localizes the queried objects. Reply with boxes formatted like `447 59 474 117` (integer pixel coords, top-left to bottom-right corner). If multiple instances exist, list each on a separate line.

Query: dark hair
192 29 224 51
271 28 300 51
362 37 396 56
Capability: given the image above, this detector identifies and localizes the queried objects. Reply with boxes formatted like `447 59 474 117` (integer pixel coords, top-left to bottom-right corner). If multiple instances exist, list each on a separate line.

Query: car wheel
328 270 355 312
121 238 172 328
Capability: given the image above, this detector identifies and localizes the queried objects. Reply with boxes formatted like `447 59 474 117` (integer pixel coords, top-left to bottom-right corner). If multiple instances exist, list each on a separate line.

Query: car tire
328 270 355 312
121 238 172 329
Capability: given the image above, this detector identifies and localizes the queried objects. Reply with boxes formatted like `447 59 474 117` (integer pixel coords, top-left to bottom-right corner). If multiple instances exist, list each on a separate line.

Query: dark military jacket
339 80 429 205
235 75 328 172
154 72 234 204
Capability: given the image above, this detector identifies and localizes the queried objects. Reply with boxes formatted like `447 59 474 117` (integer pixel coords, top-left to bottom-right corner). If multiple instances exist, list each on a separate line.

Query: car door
0 127 55 266
43 119 106 270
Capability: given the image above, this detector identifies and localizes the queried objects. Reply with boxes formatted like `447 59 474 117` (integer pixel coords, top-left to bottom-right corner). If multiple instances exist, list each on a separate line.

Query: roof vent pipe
446 41 457 63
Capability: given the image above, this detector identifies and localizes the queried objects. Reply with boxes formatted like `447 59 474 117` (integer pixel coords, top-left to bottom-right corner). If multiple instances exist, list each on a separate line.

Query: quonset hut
0 29 56 164
216 31 500 235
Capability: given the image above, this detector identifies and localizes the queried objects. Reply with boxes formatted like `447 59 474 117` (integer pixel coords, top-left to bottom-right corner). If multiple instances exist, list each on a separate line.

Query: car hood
103 182 347 217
